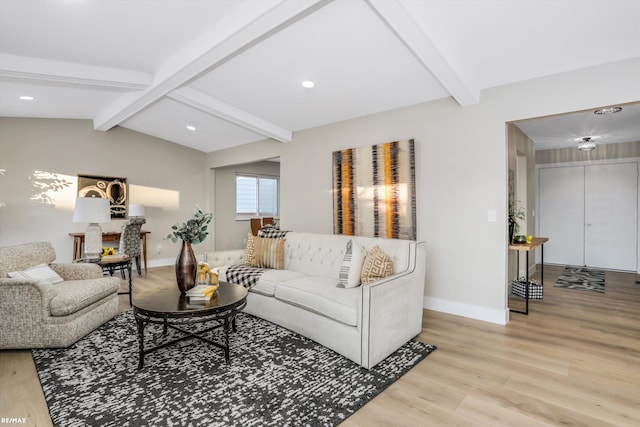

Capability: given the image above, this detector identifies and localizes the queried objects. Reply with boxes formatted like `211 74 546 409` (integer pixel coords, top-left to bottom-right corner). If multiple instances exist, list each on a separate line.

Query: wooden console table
508 237 549 315
69 231 150 273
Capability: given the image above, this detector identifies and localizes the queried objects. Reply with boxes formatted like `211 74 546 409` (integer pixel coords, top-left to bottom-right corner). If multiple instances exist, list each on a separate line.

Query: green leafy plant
508 200 526 234
167 206 213 244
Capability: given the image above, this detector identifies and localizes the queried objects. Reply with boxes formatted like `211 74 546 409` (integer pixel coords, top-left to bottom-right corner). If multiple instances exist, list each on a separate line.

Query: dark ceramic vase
176 240 197 294
508 218 515 244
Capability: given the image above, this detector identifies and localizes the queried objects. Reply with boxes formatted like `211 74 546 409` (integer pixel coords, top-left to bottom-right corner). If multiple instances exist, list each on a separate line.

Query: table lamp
73 197 110 260
128 204 146 217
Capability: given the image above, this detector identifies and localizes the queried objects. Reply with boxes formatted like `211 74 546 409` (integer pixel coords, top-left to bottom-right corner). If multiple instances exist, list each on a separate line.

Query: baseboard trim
423 296 509 325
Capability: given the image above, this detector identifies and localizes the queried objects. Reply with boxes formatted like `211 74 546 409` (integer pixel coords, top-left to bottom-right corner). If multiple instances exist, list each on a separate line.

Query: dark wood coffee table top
133 281 248 318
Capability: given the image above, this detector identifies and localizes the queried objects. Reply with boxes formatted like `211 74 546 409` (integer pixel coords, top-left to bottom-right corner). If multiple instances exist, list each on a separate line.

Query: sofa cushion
360 245 394 284
250 269 307 296
275 276 360 326
8 264 64 285
49 279 119 317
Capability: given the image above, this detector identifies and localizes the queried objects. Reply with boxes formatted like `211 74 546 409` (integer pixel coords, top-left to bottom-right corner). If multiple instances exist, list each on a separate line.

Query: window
236 174 279 217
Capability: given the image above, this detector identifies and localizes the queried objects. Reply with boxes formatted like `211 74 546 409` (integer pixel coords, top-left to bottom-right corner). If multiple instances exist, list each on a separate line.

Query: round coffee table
133 282 247 369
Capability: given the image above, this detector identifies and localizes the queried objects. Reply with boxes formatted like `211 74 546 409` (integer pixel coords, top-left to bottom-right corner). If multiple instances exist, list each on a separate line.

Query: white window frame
235 173 279 219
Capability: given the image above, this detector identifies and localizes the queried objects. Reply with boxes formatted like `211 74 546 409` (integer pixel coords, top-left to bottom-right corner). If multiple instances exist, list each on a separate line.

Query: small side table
508 237 549 315
76 257 133 306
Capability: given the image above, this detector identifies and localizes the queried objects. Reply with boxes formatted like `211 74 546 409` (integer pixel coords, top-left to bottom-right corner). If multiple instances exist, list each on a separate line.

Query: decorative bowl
513 235 527 244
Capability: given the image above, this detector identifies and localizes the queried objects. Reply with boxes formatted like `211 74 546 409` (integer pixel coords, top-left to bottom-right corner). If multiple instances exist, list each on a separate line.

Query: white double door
538 162 638 271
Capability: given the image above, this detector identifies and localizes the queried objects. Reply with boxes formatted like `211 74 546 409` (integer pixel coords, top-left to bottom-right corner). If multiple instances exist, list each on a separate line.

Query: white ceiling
1 0 639 153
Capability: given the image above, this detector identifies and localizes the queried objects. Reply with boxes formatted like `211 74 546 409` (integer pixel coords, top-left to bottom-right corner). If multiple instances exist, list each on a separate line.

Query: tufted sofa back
0 241 57 277
283 232 415 279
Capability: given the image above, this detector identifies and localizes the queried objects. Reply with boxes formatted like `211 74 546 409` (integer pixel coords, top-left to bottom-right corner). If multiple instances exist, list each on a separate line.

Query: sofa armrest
50 263 103 280
205 249 244 268
359 241 426 369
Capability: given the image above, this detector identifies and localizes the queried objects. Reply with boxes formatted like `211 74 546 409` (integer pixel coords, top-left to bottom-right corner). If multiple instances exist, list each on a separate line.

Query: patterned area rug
555 266 605 293
33 311 435 426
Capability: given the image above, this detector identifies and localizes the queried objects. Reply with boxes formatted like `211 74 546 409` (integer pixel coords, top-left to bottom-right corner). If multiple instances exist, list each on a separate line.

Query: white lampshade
128 204 146 217
73 197 111 223
72 197 110 259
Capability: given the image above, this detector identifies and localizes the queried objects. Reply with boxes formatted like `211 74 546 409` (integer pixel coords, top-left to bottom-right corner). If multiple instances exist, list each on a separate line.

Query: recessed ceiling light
186 125 196 131
594 106 622 115
301 80 315 88
19 95 34 101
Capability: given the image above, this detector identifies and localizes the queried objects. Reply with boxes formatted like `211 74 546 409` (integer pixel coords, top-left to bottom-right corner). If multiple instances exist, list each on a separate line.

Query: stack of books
185 284 218 302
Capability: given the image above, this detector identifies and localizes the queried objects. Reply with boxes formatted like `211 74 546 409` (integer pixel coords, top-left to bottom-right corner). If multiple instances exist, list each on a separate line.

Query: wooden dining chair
262 217 274 226
250 218 262 236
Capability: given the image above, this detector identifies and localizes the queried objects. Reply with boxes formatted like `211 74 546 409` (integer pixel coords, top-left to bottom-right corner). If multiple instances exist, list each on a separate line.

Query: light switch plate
488 209 497 222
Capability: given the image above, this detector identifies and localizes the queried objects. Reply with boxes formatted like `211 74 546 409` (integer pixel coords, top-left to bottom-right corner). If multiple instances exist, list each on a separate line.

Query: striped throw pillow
253 236 285 269
337 239 366 288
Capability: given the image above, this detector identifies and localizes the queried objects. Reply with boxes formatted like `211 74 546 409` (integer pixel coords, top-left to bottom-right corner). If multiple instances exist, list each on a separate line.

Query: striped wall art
332 139 416 240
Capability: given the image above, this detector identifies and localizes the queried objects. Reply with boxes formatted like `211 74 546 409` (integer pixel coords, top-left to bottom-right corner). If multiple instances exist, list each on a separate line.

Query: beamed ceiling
1 0 639 152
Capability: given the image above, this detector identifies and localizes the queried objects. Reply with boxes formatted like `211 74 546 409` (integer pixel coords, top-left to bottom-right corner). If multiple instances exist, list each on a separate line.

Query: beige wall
213 160 280 250
207 58 640 324
0 118 211 264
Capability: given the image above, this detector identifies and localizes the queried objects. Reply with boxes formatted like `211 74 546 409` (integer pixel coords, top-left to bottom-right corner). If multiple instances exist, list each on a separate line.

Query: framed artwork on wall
77 174 128 219
332 139 416 240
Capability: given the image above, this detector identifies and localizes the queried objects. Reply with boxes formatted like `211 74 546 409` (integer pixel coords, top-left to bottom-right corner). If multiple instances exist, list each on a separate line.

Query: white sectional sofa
205 232 426 369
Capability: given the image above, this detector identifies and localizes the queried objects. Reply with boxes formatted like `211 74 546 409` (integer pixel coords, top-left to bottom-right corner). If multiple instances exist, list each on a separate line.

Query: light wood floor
1 265 639 426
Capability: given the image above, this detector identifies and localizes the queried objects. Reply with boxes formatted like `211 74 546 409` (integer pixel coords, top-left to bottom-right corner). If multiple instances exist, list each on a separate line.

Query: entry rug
555 266 605 293
33 312 435 427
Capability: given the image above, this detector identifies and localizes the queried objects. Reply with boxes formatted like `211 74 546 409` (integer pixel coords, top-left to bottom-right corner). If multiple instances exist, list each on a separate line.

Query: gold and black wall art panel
332 139 416 240
77 174 128 219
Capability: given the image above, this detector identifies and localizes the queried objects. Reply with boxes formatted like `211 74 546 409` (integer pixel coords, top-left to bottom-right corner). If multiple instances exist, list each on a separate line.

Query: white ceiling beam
169 87 292 142
0 53 151 89
366 0 480 106
94 0 333 132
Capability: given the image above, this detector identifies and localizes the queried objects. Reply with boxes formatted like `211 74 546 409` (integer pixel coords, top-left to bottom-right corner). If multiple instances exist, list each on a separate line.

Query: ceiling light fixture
19 95 34 101
577 137 596 151
186 125 196 131
594 106 622 115
301 80 315 88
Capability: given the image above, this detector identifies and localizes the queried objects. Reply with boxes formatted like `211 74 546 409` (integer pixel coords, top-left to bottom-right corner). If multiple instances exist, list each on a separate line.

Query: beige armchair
0 241 120 349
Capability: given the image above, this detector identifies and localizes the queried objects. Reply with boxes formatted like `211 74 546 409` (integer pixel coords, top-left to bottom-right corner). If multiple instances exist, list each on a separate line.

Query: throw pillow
242 233 256 266
360 245 394 284
257 228 289 239
8 263 64 285
337 240 366 288
253 236 285 269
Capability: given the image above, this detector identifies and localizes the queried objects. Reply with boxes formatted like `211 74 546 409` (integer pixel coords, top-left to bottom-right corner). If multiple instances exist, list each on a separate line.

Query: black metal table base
134 303 245 370
102 261 133 306
510 244 544 315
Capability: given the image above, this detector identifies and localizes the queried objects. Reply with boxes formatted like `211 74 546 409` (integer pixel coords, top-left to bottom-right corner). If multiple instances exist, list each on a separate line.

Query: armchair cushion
49 279 120 317
8 264 63 284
